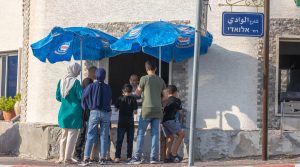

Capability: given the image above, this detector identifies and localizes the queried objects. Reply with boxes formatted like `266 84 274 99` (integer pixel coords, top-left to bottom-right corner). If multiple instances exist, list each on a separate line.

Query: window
0 52 18 97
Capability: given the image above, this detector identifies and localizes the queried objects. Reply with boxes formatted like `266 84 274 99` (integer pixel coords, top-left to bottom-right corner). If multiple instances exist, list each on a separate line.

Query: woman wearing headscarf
56 62 83 164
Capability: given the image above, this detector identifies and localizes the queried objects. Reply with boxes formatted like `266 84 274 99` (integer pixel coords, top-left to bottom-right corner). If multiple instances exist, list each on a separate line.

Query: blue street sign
222 12 264 37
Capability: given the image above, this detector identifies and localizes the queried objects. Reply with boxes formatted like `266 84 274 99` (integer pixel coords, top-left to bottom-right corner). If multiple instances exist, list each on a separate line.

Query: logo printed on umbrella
126 27 142 39
178 26 194 35
176 36 194 48
177 36 190 43
55 42 71 55
100 38 110 48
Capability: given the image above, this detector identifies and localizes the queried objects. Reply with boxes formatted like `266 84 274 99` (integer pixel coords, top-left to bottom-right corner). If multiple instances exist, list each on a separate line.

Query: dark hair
166 85 178 94
88 66 97 72
145 61 157 71
123 84 133 93
82 78 93 89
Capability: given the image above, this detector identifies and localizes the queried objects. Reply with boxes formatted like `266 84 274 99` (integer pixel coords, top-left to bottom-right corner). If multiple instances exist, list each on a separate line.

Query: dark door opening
279 41 300 93
109 52 169 104
278 41 300 115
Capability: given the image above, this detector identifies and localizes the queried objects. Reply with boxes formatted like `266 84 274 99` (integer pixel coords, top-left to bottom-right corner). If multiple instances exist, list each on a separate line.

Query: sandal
55 159 63 164
64 159 76 164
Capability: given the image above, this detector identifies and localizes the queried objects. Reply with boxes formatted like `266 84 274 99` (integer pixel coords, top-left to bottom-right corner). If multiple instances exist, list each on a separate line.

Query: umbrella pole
168 61 173 85
159 18 162 78
159 45 162 161
159 46 162 77
80 38 83 82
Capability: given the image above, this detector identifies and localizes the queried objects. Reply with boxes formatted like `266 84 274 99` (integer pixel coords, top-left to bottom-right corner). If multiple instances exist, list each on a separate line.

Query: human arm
56 80 61 102
75 80 83 101
177 99 184 124
135 76 145 97
135 87 143 97
81 84 91 111
179 110 184 124
108 86 113 111
161 81 166 99
133 97 138 115
115 97 120 111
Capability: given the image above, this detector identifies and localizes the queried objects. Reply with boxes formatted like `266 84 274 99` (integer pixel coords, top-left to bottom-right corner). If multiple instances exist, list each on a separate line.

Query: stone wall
172 60 190 127
0 122 60 159
3 122 300 160
257 18 300 129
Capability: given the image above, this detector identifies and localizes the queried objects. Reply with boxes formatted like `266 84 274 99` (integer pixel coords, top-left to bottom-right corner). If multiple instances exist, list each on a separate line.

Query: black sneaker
71 157 81 163
126 156 142 165
89 159 98 164
99 158 107 165
78 159 90 166
106 157 113 163
164 158 172 163
170 154 183 163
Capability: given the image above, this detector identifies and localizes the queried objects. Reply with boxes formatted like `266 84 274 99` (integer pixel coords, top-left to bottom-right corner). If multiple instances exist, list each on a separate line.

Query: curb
252 164 300 167
0 165 50 167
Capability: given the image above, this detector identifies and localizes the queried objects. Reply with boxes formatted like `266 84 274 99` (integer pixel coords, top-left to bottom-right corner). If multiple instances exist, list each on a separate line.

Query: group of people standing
55 60 185 165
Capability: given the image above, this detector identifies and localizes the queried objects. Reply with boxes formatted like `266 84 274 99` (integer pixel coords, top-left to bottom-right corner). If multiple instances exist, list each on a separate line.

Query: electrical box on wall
295 0 300 6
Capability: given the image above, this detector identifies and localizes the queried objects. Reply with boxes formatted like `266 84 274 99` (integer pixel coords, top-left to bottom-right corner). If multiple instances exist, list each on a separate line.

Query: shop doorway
109 52 169 104
276 38 300 115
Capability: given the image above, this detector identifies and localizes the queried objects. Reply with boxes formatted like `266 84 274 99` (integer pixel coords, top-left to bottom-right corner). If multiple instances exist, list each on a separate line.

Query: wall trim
21 0 30 122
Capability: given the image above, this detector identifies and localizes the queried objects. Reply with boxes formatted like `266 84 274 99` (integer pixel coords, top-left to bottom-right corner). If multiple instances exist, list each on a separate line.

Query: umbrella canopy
31 27 118 63
110 21 213 62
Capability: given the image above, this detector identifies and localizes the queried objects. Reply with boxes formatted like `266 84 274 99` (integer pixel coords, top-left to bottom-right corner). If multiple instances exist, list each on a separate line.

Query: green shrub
14 93 21 102
0 96 17 112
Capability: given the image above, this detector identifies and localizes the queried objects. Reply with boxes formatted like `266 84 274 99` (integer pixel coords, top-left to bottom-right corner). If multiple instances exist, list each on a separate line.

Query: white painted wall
189 0 300 130
25 0 300 130
188 0 260 130
271 0 300 18
0 0 22 51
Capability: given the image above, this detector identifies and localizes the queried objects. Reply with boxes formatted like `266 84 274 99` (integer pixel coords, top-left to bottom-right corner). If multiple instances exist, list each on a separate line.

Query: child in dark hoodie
114 84 138 163
80 68 112 166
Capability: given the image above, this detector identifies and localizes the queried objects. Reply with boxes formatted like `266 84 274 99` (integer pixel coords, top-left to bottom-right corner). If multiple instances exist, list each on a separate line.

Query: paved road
2 156 300 167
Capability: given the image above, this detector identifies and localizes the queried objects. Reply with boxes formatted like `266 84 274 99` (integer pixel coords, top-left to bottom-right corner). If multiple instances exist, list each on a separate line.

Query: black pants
115 126 134 159
74 121 87 159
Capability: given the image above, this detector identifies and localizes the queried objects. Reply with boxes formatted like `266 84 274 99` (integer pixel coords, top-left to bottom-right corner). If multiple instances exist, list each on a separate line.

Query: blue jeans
84 110 111 159
135 116 160 159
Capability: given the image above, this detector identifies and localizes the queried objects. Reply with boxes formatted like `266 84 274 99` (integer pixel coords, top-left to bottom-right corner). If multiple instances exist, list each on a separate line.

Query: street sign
222 12 264 37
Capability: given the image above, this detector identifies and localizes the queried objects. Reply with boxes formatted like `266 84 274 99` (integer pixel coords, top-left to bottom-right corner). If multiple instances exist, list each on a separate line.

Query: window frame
0 50 19 97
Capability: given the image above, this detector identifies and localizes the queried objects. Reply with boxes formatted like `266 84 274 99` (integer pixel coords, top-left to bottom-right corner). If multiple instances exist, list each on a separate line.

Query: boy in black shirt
114 84 138 163
162 85 185 163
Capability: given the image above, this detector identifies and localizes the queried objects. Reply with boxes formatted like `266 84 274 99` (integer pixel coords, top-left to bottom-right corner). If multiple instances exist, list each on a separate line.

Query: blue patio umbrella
110 21 213 77
31 27 118 63
31 26 118 80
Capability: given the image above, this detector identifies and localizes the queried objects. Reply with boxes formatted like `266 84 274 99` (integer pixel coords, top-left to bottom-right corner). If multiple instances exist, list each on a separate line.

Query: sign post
222 12 264 37
262 0 270 161
188 0 202 166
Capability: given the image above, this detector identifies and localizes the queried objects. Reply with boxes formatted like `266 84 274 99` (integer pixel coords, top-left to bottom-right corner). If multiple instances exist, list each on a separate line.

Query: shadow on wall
0 123 21 155
192 44 258 130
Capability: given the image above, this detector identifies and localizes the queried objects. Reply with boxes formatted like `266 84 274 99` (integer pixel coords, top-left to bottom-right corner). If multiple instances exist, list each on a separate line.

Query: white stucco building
0 0 22 97
1 0 300 160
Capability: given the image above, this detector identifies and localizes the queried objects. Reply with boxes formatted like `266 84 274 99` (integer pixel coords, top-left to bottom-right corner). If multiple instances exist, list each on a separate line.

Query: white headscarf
60 63 81 98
